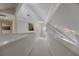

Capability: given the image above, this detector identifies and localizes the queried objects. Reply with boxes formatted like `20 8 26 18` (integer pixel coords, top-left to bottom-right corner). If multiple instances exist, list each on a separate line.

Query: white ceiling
27 3 52 21
16 3 58 22
0 3 59 23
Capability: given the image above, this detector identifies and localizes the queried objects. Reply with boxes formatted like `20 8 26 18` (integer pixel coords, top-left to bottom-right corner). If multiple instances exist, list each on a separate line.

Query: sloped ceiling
27 3 52 21
16 3 58 22
16 4 42 21
0 3 59 22
49 3 79 33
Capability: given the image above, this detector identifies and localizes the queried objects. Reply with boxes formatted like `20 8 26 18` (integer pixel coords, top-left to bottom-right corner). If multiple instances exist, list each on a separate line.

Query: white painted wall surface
49 3 79 34
16 20 28 33
15 17 42 34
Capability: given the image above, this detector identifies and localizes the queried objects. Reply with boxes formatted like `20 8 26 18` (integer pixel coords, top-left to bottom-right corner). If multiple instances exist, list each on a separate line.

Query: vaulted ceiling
0 3 60 23
16 3 59 23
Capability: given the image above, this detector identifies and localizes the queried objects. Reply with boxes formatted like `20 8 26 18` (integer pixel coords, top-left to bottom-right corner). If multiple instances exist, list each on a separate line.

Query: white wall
49 3 79 34
15 3 53 34
15 17 42 34
16 20 28 33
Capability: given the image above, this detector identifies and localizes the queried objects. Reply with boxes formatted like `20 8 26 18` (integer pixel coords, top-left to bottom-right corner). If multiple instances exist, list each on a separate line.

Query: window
28 23 34 31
